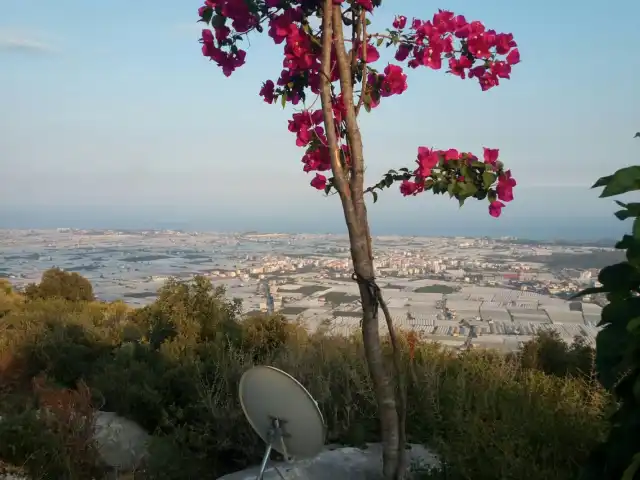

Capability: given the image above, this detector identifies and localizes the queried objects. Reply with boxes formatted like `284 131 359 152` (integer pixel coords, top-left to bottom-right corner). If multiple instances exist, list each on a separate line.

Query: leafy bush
0 280 23 318
516 330 595 380
24 268 94 302
575 136 640 480
0 376 101 480
0 274 610 479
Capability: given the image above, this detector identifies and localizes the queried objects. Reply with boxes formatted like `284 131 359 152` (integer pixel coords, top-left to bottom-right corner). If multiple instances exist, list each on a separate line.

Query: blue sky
1 0 639 238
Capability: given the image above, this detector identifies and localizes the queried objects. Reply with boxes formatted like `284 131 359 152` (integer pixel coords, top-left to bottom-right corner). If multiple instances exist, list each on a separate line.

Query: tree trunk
352 239 402 480
318 2 402 478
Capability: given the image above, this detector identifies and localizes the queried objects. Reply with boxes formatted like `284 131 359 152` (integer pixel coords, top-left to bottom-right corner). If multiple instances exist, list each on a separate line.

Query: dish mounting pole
256 417 290 480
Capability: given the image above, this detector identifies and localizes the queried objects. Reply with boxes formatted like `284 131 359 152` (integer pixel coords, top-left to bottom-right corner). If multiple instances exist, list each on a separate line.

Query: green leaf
376 38 383 47
595 324 628 390
598 262 639 289
615 209 633 220
570 287 607 298
634 217 640 239
599 166 640 198
627 317 640 334
623 237 640 267
622 453 640 480
614 202 640 220
199 8 214 24
362 91 372 113
280 93 287 109
616 234 636 250
482 171 495 190
372 191 378 203
600 297 640 328
458 182 478 197
211 14 225 28
447 182 455 198
592 174 613 189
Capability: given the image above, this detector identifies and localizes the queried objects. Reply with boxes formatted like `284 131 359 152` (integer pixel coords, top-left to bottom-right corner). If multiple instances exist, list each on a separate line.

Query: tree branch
331 7 374 262
320 0 350 199
331 8 364 208
355 11 368 116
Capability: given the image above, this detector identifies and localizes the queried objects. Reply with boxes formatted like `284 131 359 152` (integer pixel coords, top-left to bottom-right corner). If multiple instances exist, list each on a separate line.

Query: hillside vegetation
0 271 609 479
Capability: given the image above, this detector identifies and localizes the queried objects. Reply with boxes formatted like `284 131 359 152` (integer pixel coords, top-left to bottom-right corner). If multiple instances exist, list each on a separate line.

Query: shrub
516 330 595 380
0 375 101 479
24 268 94 302
0 279 22 318
0 275 609 479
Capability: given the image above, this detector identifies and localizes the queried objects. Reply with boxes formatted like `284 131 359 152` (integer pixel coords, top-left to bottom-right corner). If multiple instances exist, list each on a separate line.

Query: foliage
24 267 94 302
516 330 594 381
0 375 100 480
574 136 640 480
198 3 523 476
0 279 23 318
198 1 519 215
0 274 610 479
131 276 243 349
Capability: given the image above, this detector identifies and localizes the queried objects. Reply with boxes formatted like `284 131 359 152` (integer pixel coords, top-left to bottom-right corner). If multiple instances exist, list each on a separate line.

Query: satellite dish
239 366 325 479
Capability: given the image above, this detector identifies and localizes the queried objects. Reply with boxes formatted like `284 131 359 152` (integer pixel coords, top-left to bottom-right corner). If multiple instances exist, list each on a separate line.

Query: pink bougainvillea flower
310 173 327 190
497 170 516 202
489 200 505 217
483 147 499 165
393 15 407 29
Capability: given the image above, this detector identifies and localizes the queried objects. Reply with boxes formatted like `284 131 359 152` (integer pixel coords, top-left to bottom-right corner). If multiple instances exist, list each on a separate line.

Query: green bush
0 274 610 479
24 268 94 302
516 330 595 380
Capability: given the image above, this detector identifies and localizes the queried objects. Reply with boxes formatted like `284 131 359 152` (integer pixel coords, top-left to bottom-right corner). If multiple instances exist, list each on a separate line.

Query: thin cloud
0 29 57 54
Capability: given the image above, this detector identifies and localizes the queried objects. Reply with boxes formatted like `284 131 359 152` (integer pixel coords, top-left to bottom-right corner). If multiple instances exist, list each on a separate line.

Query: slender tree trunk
319 2 402 478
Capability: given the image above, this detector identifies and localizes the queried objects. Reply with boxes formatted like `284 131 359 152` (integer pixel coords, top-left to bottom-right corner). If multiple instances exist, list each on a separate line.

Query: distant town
1 228 621 352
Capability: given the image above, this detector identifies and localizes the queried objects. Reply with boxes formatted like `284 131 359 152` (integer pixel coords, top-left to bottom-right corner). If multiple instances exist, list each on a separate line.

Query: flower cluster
398 147 516 217
287 106 351 191
389 10 520 91
198 1 519 216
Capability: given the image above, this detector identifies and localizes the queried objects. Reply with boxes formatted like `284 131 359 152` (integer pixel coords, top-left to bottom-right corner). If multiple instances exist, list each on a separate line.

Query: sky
1 0 639 239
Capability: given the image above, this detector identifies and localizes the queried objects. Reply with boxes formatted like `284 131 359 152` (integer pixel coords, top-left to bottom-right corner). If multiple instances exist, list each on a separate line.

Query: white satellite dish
239 365 326 480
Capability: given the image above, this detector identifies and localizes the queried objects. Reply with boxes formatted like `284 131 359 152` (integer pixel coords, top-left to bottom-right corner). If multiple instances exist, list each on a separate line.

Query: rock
93 411 150 472
217 443 441 480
